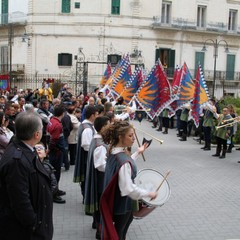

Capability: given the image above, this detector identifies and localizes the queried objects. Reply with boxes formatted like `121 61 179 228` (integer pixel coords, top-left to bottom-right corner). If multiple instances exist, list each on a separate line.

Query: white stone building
1 0 240 98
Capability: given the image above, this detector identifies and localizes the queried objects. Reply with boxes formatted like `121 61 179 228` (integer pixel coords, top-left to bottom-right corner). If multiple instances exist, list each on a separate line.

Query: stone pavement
53 120 240 240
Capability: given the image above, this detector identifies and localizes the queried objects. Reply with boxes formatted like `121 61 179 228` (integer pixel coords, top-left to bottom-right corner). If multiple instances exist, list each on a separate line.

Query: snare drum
133 169 171 219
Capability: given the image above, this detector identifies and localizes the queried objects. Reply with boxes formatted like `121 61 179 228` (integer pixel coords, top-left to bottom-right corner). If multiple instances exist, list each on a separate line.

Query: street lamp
201 38 229 97
8 24 14 89
22 32 31 46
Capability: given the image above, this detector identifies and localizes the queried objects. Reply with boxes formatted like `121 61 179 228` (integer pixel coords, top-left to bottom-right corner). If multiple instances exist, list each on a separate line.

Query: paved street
53 120 240 240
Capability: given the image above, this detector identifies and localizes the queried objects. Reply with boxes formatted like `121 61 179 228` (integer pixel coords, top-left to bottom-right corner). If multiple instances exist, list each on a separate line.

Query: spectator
0 111 53 240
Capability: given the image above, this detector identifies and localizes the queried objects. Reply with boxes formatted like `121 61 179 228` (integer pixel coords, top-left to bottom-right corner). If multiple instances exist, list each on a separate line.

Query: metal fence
6 68 240 99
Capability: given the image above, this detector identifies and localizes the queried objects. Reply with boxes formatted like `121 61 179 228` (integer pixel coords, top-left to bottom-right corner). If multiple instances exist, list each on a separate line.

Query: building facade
1 0 240 98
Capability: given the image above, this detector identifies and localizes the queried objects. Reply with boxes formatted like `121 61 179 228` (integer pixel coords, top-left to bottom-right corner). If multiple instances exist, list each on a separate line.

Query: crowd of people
0 82 238 240
151 98 238 160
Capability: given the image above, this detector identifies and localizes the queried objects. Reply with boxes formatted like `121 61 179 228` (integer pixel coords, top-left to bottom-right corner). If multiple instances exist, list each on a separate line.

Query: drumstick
150 170 171 201
133 128 146 162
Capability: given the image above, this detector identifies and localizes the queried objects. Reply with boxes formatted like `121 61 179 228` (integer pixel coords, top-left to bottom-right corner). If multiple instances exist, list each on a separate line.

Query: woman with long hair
100 120 157 240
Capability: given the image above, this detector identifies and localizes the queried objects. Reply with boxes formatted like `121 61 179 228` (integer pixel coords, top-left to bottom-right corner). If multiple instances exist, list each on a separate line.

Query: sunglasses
35 146 45 151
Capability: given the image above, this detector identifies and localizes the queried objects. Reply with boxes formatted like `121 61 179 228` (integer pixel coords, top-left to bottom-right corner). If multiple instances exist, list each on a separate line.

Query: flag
191 65 210 127
104 54 130 92
111 55 132 97
171 65 182 96
100 63 112 87
175 62 195 109
134 60 173 119
168 66 182 116
120 67 143 104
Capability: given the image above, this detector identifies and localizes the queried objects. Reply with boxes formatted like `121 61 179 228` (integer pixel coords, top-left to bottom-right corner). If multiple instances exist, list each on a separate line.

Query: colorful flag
191 65 210 127
120 67 143 104
171 65 182 96
134 60 173 119
111 55 132 97
175 62 195 109
168 66 182 116
100 63 112 87
104 54 130 91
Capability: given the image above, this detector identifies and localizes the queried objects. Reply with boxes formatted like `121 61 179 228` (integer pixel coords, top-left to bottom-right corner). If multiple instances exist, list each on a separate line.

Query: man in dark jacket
0 111 53 240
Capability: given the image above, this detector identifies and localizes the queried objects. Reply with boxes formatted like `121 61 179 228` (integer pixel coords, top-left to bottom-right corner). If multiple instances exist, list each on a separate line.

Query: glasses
35 146 45 151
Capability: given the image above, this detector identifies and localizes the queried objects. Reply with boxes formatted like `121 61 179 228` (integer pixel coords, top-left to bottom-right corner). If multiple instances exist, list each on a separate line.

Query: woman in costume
100 120 157 240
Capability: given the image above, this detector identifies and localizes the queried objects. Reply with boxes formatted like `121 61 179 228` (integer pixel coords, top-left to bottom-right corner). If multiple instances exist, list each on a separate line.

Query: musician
73 105 98 201
226 104 237 153
84 116 110 239
100 121 157 240
201 100 217 151
162 108 170 134
179 104 191 141
212 107 233 159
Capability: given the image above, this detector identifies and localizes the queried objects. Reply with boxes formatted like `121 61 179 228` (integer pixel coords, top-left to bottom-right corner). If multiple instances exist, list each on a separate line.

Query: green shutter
155 48 160 62
112 0 120 15
62 0 71 13
195 52 205 77
226 54 235 80
2 0 8 24
168 49 175 69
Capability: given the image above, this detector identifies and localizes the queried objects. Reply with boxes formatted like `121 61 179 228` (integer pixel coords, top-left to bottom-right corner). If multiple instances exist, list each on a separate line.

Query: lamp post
201 38 229 97
8 24 13 89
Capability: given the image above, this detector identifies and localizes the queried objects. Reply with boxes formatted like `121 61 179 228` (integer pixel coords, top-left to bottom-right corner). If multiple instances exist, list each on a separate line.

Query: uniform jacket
0 138 53 240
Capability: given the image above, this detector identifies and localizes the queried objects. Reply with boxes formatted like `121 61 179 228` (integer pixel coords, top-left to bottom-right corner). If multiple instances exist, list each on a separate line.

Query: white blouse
93 134 107 172
111 147 149 200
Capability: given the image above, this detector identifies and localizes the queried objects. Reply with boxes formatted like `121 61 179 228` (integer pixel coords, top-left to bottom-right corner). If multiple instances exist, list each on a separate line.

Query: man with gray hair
0 112 53 240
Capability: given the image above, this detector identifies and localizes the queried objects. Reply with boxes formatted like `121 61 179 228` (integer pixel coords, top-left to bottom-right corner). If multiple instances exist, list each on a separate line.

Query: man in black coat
0 111 53 240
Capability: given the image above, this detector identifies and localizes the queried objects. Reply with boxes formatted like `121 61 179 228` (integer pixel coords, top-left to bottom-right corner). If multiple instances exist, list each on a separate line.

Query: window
197 5 206 28
226 54 235 80
112 0 120 15
62 0 71 13
1 0 8 24
58 53 72 66
155 48 175 77
0 46 8 73
161 2 171 24
228 9 237 31
75 2 80 9
107 54 121 67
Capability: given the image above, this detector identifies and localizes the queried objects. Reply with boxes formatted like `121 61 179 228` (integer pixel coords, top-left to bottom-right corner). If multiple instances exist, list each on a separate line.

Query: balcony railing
0 12 27 26
0 64 25 74
153 17 234 34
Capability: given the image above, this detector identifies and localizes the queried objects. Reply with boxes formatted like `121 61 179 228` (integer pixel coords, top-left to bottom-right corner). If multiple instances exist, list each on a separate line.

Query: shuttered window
62 0 71 13
112 0 120 15
226 54 235 80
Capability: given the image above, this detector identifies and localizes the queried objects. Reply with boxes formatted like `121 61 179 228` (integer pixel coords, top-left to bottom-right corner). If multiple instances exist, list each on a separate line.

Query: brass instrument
215 118 240 130
221 116 240 124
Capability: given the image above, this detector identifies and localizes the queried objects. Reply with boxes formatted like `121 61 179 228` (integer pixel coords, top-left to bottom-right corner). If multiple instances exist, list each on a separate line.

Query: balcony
0 12 27 26
152 17 236 34
0 64 25 75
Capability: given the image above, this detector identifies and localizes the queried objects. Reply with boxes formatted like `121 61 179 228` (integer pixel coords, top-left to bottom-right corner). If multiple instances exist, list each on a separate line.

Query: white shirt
111 147 149 200
93 134 107 172
81 119 96 151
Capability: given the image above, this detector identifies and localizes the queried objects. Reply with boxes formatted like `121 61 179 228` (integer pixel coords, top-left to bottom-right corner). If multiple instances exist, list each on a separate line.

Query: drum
133 169 171 219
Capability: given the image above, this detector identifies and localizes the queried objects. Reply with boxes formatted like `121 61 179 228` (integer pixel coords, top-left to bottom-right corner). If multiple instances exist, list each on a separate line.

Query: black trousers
68 143 77 165
216 136 227 153
203 126 212 146
114 212 133 240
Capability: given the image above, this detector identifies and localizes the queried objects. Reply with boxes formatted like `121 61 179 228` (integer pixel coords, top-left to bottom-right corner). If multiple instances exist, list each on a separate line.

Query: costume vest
104 152 137 215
